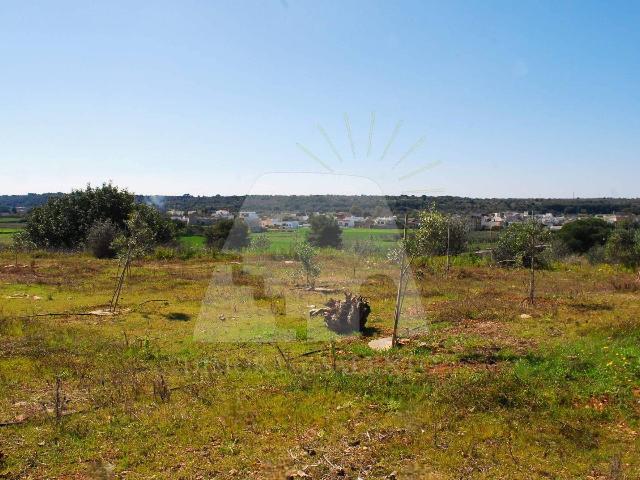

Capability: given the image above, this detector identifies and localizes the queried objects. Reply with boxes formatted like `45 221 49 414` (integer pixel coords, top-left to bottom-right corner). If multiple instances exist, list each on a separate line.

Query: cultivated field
179 228 404 254
0 217 24 245
1 250 639 479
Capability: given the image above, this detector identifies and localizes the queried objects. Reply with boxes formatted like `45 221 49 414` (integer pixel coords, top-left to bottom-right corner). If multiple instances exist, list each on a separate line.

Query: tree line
3 193 640 216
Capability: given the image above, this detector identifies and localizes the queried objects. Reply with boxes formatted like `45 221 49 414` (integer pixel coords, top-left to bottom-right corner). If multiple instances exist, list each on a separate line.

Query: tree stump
310 293 371 334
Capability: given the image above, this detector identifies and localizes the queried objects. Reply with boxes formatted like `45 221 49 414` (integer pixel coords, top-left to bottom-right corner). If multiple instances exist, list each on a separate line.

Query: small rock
286 470 309 479
368 337 393 351
520 314 532 319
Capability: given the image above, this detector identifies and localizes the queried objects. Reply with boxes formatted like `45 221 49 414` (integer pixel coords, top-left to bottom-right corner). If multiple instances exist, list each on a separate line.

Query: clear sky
1 1 639 197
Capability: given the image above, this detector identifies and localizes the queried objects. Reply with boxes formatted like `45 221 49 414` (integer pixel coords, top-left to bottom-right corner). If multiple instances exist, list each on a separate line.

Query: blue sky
1 0 639 197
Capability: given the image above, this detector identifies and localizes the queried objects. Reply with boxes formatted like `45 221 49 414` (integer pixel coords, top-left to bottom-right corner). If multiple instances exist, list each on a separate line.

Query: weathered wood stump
310 292 371 334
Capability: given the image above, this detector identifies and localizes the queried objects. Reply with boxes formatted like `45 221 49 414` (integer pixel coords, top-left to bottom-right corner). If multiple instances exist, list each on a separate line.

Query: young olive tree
494 220 551 305
294 241 320 289
414 207 468 273
348 238 378 277
109 211 157 312
389 213 417 347
10 231 36 266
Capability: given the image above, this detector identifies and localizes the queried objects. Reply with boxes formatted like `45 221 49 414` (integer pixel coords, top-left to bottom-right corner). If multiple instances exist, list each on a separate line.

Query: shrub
249 233 271 252
153 246 177 261
25 183 134 248
24 183 175 249
414 208 468 256
558 218 614 254
605 223 640 268
204 219 249 250
585 244 606 265
86 219 119 258
134 204 176 245
307 215 342 248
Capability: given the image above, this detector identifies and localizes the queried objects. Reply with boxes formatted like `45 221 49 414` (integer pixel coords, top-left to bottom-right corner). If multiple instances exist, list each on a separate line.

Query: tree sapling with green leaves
494 220 551 305
295 241 320 289
109 211 158 312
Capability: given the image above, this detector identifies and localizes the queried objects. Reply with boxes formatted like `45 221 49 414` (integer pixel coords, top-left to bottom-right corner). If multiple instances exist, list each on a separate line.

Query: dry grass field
1 250 639 479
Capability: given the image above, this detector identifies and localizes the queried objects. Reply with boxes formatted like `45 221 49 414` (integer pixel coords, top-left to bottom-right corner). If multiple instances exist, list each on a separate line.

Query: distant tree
558 218 613 254
86 219 119 259
295 241 320 288
204 219 250 250
349 204 363 216
307 214 342 248
605 223 640 269
494 220 551 304
414 207 468 258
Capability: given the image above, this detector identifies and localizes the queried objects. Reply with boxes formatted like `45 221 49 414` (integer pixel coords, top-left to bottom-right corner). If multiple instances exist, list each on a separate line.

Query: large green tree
558 218 613 254
24 183 174 250
25 184 134 248
307 214 342 248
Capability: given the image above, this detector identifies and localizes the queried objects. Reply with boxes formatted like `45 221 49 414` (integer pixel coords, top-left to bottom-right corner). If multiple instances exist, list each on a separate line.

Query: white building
481 213 505 230
213 209 233 219
338 215 365 228
374 216 397 228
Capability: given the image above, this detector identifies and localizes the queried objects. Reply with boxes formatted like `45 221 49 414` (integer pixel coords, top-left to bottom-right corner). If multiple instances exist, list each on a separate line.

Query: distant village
164 208 637 233
3 201 635 233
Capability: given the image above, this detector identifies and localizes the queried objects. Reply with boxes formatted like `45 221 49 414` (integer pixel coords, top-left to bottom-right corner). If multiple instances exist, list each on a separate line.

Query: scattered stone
88 309 119 316
307 286 341 294
286 470 309 479
520 313 532 319
368 337 393 351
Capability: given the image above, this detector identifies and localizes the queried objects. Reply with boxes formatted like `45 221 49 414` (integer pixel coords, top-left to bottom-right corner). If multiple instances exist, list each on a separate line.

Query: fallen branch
275 344 293 371
19 312 96 319
137 299 169 306
0 407 95 428
296 348 328 358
